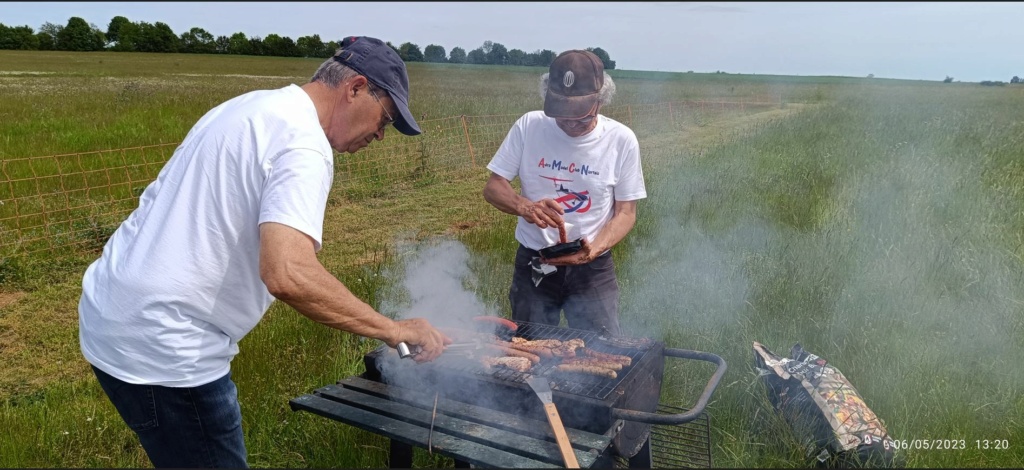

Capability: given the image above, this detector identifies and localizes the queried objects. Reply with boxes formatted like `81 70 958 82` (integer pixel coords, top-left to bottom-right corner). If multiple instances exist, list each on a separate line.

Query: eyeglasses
368 87 394 132
558 114 597 127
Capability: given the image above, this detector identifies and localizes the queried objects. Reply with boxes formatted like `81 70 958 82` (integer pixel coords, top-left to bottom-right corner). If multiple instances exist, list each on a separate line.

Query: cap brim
544 91 599 119
387 91 421 136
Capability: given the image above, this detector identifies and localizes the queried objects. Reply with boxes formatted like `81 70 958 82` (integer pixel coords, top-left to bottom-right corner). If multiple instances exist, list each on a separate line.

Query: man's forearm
590 201 638 254
483 173 528 217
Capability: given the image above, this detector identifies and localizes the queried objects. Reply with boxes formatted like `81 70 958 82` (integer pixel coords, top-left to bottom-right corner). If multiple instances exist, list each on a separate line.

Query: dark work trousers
509 244 621 336
91 365 248 468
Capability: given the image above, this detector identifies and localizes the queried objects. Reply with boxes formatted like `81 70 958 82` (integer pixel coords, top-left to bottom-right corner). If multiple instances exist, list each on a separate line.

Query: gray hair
310 53 385 94
539 72 616 106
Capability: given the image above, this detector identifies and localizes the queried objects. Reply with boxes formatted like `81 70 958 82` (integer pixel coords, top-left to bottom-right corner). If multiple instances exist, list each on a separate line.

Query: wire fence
0 97 780 260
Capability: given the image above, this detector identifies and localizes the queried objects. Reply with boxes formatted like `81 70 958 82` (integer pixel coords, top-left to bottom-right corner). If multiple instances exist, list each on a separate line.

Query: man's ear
348 75 369 97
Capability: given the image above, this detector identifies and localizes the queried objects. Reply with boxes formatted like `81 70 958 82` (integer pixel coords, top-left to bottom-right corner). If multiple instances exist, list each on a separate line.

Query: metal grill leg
627 436 652 468
389 439 413 468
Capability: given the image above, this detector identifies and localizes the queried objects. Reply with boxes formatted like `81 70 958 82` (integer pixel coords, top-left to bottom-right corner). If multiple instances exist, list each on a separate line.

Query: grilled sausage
472 316 518 337
502 341 554 359
482 356 532 372
490 345 540 364
561 358 623 371
511 337 562 348
582 348 632 367
554 364 617 379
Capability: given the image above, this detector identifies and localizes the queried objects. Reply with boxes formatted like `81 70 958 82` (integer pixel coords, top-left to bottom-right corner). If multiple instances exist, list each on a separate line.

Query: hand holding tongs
397 338 485 359
396 342 421 359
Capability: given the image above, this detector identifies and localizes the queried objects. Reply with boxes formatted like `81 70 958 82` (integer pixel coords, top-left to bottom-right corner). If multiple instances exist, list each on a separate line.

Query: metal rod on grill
428 391 438 454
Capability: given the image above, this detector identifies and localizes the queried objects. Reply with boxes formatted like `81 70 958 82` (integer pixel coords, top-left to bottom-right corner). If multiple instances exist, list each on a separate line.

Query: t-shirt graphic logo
563 71 575 88
554 184 591 213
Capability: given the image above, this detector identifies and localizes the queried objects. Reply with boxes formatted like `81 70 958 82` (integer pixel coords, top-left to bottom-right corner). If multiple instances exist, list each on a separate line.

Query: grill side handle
610 347 727 425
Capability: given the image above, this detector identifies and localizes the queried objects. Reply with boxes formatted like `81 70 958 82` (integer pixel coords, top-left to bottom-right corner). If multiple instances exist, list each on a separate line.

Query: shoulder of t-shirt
518 110 550 126
599 115 639 143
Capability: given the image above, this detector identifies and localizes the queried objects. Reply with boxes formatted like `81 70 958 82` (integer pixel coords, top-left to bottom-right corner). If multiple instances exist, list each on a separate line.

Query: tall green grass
4 50 1024 468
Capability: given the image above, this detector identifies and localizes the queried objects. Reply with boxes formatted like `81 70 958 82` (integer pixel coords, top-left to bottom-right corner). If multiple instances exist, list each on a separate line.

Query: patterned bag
753 341 903 467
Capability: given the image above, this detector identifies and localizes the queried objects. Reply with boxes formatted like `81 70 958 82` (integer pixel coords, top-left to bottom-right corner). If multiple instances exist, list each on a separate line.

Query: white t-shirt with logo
79 84 334 387
487 110 646 251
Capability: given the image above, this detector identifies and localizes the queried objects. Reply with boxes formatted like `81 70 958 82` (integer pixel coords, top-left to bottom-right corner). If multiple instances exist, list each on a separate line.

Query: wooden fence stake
460 115 476 167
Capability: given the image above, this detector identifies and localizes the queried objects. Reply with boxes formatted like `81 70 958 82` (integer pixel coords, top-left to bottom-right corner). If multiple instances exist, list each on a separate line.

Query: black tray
539 239 583 258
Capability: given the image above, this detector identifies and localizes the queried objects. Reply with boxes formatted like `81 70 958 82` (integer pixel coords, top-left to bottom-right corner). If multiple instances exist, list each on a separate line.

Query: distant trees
467 47 486 64
980 80 1006 86
179 27 215 54
398 42 423 62
586 47 615 70
0 24 39 50
0 16 619 71
1012 76 1021 84
448 47 466 64
106 16 130 43
263 34 300 57
423 44 446 63
943 76 954 83
296 34 332 58
487 42 509 65
56 17 105 51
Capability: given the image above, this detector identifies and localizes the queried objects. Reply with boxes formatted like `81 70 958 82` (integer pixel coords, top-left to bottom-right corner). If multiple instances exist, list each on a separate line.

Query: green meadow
1 50 1023 468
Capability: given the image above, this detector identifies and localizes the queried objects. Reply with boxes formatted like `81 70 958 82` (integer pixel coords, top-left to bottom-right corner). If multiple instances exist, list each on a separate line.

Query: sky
2 1 1023 82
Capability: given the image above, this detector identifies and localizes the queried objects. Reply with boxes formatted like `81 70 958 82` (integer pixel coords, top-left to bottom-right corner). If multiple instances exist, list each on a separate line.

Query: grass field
1 50 1023 468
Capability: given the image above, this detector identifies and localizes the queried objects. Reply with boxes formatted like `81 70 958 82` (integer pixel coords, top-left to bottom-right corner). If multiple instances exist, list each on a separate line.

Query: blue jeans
509 244 621 335
91 365 248 468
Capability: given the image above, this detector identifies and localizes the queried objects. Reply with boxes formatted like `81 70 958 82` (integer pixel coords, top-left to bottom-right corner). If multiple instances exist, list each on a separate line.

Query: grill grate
418 320 655 400
651 404 713 468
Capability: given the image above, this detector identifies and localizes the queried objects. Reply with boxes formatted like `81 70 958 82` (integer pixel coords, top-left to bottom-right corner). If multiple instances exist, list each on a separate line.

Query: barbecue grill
290 321 726 468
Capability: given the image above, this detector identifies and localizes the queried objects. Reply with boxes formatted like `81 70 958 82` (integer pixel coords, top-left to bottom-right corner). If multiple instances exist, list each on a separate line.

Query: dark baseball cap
334 36 421 136
544 50 605 119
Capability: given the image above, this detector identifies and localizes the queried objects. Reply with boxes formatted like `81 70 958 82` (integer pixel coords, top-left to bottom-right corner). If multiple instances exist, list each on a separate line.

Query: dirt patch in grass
0 291 26 310
0 284 86 397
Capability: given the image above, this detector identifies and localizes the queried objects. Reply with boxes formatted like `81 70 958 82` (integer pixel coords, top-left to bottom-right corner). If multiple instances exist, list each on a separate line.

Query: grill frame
368 321 658 401
361 320 726 461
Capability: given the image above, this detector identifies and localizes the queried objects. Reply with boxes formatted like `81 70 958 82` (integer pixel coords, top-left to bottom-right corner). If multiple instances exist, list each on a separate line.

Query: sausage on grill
482 356 532 372
561 358 623 371
502 341 554 359
489 345 540 364
582 348 632 367
554 364 617 379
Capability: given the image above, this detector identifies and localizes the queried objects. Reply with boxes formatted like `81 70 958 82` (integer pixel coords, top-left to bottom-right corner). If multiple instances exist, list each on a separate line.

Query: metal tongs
396 338 487 359
441 338 488 358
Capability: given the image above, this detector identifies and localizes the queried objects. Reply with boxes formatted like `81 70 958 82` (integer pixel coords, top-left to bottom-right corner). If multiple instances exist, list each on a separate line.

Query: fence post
627 105 633 127
668 102 675 127
460 115 476 167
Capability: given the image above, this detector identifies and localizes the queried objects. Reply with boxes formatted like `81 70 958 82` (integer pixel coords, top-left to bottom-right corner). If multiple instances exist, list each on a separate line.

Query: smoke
378 236 498 327
371 236 515 413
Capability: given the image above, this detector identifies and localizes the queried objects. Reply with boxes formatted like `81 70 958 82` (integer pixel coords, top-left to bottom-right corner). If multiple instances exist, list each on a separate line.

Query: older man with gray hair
483 49 646 336
79 36 450 468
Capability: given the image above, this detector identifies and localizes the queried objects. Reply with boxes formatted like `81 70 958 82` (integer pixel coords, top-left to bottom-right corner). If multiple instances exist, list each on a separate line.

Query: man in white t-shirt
483 50 647 336
78 36 450 468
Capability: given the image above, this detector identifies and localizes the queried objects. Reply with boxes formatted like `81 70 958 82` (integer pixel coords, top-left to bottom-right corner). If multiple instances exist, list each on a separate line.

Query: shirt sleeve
615 136 647 201
486 114 527 181
258 148 334 252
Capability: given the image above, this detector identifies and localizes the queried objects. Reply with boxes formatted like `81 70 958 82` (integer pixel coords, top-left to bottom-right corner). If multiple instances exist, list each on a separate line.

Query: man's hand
390 318 452 363
518 198 565 229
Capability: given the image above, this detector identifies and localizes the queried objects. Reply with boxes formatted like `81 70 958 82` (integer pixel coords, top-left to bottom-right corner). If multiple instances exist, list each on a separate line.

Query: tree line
0 16 617 69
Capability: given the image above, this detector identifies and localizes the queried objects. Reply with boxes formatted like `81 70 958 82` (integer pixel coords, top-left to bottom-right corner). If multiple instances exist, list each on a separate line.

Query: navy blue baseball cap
334 36 421 136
